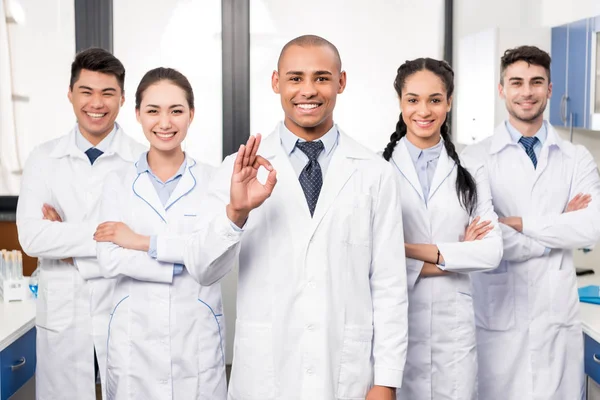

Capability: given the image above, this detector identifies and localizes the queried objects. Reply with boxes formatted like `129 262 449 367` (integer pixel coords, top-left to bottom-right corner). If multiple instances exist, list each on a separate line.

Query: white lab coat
390 139 503 400
16 125 146 400
96 157 228 400
461 122 600 400
157 124 409 400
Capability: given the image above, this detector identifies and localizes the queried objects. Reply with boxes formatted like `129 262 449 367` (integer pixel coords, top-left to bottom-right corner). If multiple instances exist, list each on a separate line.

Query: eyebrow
77 86 117 92
405 92 444 97
145 104 185 109
285 70 333 76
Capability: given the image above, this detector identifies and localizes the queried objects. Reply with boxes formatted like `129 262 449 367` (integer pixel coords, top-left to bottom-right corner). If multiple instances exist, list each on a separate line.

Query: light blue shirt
140 151 187 275
505 120 551 256
75 123 117 155
279 123 339 177
402 136 444 203
505 120 547 160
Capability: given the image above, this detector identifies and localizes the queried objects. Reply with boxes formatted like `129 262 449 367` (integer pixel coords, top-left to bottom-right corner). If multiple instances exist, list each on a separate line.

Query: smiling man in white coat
16 48 146 399
155 35 408 400
461 45 600 400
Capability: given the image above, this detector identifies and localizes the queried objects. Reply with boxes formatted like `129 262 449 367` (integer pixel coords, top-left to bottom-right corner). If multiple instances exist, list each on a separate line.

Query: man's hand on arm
366 385 395 400
41 204 73 264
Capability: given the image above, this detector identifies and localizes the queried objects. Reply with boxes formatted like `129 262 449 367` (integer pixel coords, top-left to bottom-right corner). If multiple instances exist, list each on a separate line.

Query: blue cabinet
550 18 594 129
0 327 36 400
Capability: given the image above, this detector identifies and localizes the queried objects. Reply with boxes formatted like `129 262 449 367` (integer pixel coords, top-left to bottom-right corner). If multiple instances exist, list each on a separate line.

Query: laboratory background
1 0 600 399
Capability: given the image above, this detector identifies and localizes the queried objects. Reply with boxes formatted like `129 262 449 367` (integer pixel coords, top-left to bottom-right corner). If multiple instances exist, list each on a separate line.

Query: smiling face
400 69 452 148
271 44 346 141
499 60 552 126
136 80 194 154
68 69 124 144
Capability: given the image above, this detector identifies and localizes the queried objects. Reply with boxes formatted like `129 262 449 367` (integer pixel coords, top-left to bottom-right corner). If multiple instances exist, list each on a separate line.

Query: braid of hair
440 115 478 215
382 114 408 161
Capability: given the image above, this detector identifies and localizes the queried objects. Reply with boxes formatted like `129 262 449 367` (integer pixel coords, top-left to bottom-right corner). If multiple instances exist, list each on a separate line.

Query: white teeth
87 112 106 118
155 132 175 138
297 104 319 109
416 120 433 126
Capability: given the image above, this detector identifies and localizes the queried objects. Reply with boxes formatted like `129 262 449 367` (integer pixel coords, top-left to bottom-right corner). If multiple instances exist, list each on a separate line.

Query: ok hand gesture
227 134 277 227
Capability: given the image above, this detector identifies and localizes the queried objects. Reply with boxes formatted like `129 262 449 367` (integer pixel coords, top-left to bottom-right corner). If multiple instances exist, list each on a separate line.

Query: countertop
0 295 35 352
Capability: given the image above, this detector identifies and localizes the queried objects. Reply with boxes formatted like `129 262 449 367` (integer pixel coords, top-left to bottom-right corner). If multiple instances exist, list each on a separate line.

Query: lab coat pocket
106 295 130 400
548 267 577 324
471 271 515 331
197 300 226 371
36 269 75 332
229 321 276 400
196 307 227 400
337 324 374 399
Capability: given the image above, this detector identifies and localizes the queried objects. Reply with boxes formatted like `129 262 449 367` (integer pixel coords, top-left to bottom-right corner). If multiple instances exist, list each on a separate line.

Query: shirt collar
279 122 339 156
403 136 444 164
505 120 547 145
136 151 188 183
75 123 118 153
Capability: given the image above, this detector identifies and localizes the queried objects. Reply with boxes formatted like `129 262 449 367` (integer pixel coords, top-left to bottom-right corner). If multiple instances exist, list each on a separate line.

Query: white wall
1 0 75 195
113 0 223 167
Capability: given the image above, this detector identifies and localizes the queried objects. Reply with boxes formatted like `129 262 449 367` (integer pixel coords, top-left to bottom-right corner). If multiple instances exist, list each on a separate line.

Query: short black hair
500 45 551 85
277 34 342 72
69 47 126 91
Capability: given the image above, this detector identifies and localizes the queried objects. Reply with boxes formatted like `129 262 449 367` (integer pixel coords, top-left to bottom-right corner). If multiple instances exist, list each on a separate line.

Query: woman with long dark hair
383 58 503 399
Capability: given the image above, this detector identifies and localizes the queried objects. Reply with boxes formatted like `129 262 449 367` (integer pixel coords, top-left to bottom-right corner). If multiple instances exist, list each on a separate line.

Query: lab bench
0 298 35 400
578 268 600 398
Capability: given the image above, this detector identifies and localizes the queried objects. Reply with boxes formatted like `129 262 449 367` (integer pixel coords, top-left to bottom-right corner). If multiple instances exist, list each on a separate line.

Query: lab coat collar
259 122 369 237
489 120 570 157
391 138 455 203
390 138 426 202
49 124 144 163
132 156 198 223
260 122 373 161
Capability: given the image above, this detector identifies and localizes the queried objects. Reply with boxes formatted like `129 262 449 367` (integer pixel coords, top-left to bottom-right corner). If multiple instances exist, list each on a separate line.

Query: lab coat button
306 368 313 375
306 324 314 331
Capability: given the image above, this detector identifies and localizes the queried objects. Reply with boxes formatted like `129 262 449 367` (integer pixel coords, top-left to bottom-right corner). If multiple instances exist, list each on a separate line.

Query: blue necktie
85 147 104 165
296 141 324 217
519 136 539 168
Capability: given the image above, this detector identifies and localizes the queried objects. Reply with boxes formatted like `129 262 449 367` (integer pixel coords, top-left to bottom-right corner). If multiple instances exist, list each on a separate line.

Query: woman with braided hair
382 58 503 399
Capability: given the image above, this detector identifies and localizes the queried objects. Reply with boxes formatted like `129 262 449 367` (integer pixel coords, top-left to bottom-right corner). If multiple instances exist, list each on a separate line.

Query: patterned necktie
519 136 539 168
85 147 104 165
296 141 325 217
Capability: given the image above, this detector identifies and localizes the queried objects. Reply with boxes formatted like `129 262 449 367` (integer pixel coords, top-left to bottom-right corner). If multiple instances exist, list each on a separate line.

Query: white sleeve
500 223 547 262
522 147 600 249
436 163 504 272
370 164 408 389
16 148 96 260
96 172 174 283
155 155 241 286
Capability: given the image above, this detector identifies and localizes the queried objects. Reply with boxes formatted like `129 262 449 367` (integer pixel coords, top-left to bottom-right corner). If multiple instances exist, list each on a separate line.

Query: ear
120 93 125 107
447 95 453 112
271 70 280 94
135 108 141 124
189 109 195 124
68 88 73 104
337 70 347 94
498 83 505 99
547 81 553 99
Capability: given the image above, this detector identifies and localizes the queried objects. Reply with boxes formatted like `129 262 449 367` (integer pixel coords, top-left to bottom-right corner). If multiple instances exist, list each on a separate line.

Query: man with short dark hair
17 48 146 400
161 35 408 400
462 45 600 400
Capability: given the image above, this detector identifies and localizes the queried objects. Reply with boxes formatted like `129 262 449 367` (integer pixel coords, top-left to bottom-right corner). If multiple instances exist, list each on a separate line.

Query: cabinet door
550 25 568 127
567 19 592 129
